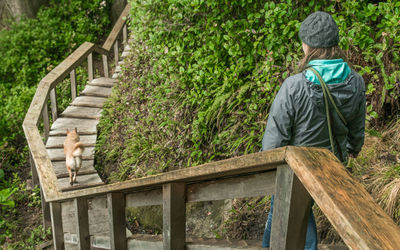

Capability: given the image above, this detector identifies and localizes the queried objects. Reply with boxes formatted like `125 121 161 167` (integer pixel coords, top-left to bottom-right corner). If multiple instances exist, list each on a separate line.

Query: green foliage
97 0 400 181
0 0 112 247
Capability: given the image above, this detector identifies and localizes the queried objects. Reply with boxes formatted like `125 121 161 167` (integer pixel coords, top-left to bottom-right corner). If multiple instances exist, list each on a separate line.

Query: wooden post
102 54 109 78
29 151 39 187
41 187 52 230
50 87 58 121
163 183 186 250
42 102 50 143
123 24 128 44
271 165 312 250
108 193 127 250
114 41 119 66
88 53 94 83
50 202 64 250
74 198 90 249
70 69 77 101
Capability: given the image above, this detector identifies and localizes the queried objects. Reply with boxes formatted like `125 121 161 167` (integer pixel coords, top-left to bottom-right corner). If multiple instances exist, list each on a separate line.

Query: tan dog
64 128 84 186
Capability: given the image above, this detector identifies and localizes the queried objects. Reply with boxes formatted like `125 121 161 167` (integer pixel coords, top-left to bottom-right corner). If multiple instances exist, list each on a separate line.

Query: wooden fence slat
29 151 39 187
123 24 128 44
50 88 58 121
163 183 186 250
74 197 90 249
42 102 50 142
114 41 119 66
70 69 77 101
108 193 127 250
50 202 64 250
41 187 52 230
271 165 312 250
88 53 94 82
102 55 109 78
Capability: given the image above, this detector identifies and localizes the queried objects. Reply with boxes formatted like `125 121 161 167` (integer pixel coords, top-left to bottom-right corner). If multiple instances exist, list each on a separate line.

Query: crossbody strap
307 67 347 161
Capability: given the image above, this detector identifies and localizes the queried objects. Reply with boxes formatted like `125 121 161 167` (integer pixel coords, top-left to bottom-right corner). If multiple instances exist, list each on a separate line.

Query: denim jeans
261 196 318 250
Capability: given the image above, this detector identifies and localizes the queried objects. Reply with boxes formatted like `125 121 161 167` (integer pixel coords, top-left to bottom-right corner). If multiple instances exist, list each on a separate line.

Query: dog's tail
72 142 85 157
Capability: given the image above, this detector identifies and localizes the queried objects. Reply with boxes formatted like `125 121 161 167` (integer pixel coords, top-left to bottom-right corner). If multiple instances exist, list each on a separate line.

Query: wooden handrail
23 4 131 201
102 4 131 51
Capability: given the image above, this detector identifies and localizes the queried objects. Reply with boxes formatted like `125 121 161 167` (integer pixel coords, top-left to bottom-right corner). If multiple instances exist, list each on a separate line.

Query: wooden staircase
24 3 400 250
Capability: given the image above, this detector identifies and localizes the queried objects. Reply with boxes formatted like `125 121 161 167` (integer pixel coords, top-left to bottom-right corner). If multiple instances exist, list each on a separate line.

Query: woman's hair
297 45 350 72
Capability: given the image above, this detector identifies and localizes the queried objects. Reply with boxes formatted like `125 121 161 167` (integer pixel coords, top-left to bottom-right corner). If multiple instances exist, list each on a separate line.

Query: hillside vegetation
95 0 400 242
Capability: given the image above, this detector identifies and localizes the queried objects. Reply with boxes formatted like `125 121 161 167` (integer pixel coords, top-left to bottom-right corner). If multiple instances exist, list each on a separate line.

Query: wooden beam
108 193 127 250
50 202 64 250
285 146 400 249
29 152 39 187
270 165 312 249
74 197 90 249
70 69 77 101
88 53 94 82
163 183 186 250
47 148 285 202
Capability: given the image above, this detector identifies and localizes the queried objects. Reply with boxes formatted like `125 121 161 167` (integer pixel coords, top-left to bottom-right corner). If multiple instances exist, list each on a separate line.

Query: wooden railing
44 146 400 249
23 3 400 250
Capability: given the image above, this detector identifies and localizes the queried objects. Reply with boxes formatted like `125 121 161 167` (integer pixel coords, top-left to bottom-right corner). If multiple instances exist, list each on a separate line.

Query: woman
261 11 366 249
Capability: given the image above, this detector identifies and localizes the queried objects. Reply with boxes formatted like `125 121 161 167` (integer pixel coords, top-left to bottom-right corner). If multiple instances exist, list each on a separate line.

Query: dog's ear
74 127 78 133
66 129 70 134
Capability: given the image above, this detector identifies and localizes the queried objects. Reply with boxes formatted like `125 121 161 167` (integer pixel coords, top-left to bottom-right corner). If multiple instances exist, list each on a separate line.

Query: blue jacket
262 60 366 161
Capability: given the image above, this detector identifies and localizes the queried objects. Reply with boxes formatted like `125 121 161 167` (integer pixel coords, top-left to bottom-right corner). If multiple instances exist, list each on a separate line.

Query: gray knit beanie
299 11 339 48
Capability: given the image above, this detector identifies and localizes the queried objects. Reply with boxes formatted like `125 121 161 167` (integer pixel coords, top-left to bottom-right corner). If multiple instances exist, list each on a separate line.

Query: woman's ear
302 42 310 55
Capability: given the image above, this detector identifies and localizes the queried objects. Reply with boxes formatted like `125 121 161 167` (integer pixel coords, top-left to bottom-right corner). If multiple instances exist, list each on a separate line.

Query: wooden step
46 135 97 149
49 118 99 136
47 147 94 161
81 85 112 98
60 106 102 119
52 160 95 176
58 173 103 189
71 96 108 108
90 77 117 87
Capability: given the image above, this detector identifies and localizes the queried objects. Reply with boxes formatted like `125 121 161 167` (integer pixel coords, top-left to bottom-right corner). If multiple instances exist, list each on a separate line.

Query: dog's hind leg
73 156 82 183
67 166 73 186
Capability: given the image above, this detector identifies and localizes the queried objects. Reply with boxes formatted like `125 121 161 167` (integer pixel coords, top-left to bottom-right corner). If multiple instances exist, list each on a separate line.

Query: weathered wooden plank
60 106 102 119
285 146 400 249
125 171 276 208
24 127 59 200
47 146 94 161
90 77 117 87
58 173 103 189
42 103 50 142
74 197 90 249
71 96 108 108
163 183 186 250
108 193 127 250
70 69 77 101
126 189 162 207
49 117 98 136
81 85 112 98
270 165 311 249
56 169 98 179
61 183 105 192
52 160 95 176
88 53 94 82
50 202 64 250
102 55 109 78
47 148 286 202
46 134 97 149
102 4 131 51
187 171 276 202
